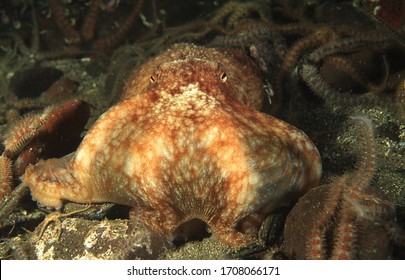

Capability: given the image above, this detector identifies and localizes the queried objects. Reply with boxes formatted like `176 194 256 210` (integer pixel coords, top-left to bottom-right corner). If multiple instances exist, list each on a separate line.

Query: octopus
21 43 322 248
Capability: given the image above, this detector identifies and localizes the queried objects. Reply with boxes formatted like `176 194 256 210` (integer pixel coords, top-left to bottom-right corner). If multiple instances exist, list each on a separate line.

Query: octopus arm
22 153 88 209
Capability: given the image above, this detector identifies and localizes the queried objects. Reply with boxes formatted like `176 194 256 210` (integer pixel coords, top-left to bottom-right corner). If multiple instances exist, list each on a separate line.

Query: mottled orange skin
23 44 321 247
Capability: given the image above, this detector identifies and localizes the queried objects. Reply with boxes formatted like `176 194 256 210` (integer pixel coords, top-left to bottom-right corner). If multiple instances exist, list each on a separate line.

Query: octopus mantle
23 44 321 247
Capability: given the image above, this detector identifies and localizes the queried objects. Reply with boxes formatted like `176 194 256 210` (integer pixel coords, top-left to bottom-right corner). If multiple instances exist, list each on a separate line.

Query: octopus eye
150 72 158 83
220 72 227 83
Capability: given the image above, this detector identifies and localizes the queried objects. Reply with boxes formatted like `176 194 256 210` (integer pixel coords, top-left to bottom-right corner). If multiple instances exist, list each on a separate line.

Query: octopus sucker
22 43 321 248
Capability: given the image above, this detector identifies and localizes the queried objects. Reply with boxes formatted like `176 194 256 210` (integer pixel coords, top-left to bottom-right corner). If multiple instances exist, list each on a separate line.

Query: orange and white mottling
22 44 321 247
